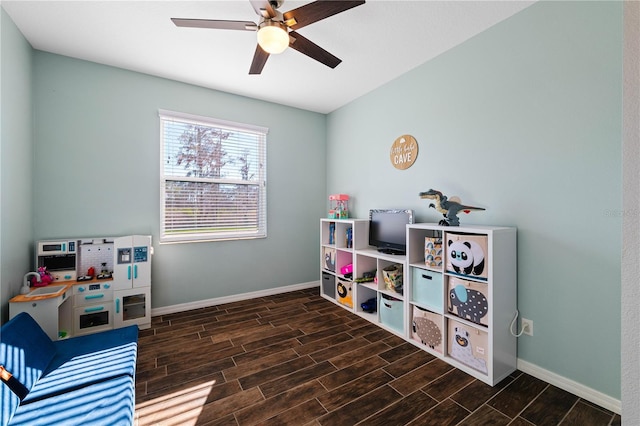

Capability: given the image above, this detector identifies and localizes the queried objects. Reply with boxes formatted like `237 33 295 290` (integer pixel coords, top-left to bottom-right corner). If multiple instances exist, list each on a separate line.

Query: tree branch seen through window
159 110 267 243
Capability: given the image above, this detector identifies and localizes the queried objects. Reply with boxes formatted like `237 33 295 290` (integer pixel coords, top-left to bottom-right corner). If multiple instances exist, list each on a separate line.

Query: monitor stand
377 248 405 256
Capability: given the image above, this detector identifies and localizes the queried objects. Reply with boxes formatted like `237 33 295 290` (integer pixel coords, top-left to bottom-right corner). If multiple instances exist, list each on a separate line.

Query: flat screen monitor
369 209 414 255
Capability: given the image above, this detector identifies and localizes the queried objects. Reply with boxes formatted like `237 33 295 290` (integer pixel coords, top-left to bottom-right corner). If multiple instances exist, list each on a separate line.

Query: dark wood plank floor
134 288 621 426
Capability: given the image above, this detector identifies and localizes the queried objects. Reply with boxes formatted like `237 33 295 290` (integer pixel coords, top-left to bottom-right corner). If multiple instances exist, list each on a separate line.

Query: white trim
151 281 319 317
622 0 640 423
517 359 621 415
158 109 268 244
158 109 269 135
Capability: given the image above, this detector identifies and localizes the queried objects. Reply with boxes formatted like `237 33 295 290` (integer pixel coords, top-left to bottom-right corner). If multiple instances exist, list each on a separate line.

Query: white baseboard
517 359 621 415
150 281 319 317
151 282 620 415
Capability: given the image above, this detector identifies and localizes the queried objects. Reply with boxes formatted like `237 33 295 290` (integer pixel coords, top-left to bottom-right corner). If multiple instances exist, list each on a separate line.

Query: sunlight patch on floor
135 380 216 426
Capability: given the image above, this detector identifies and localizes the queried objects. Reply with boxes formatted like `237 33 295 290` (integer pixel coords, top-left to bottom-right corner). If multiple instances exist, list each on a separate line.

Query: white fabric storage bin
411 268 443 312
379 294 403 333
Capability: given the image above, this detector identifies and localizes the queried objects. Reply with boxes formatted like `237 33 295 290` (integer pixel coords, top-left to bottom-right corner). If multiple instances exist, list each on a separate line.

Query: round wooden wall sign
390 135 418 170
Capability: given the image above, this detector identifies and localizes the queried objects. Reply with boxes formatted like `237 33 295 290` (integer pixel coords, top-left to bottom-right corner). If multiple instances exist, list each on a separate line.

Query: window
159 110 267 243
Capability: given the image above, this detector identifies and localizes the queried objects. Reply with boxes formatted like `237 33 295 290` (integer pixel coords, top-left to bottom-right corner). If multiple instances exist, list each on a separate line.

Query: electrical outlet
521 318 533 336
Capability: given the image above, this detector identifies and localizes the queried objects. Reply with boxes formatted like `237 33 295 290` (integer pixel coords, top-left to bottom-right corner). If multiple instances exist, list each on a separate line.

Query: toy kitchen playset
9 235 152 340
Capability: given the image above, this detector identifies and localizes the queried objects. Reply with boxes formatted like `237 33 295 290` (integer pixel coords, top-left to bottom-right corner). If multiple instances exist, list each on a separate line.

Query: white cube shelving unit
320 219 517 386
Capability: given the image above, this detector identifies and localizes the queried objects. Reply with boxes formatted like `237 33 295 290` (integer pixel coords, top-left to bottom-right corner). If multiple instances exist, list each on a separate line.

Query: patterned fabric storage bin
323 247 335 272
424 234 443 268
445 233 489 281
411 268 443 313
379 294 403 333
411 305 443 354
447 319 489 374
382 264 403 295
447 277 489 326
336 278 353 308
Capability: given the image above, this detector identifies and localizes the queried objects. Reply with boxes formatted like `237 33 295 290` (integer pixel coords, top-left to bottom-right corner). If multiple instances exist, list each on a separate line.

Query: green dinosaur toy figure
419 189 485 226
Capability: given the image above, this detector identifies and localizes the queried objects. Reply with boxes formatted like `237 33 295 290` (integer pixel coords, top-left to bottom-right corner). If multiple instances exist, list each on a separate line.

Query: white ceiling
3 0 534 114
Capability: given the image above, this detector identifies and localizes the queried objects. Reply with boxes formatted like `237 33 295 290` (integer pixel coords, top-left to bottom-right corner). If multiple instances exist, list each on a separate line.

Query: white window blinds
159 110 267 243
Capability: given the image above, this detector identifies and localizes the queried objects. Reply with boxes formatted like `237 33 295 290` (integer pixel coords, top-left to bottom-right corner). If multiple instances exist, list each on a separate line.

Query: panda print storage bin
448 277 489 327
411 306 443 354
445 233 489 281
447 320 489 374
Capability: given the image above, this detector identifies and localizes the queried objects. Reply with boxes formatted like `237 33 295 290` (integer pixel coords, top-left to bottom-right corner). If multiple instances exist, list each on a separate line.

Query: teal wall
327 1 622 399
31 52 327 307
0 9 34 322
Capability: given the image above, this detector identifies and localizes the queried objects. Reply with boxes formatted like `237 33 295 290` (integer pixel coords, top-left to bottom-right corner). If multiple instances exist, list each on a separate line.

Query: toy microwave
37 240 76 256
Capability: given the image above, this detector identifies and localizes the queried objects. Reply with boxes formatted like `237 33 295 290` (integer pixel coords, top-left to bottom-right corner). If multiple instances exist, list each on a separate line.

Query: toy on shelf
328 194 349 219
361 297 377 313
329 222 336 245
340 263 353 275
419 189 485 226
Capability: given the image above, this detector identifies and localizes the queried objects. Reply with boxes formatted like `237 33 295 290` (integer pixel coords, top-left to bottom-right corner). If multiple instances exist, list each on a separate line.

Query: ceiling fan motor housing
269 0 284 9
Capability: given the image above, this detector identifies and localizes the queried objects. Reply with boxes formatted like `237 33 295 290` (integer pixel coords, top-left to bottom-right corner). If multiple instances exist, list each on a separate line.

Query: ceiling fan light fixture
257 20 289 54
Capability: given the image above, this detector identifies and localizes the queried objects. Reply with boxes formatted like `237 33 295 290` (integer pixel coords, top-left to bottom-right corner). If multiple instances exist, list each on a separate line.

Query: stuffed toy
31 266 54 287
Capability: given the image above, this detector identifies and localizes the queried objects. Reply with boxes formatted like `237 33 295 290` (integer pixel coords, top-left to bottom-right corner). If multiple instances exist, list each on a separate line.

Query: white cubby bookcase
320 218 517 385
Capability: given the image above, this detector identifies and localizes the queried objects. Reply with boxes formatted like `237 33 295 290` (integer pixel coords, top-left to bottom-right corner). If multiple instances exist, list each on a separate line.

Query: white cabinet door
9 292 71 340
132 235 151 289
113 235 152 291
114 287 151 329
113 236 134 291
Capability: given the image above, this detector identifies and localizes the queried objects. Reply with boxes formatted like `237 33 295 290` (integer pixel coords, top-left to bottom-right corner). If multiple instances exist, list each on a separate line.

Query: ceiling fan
171 0 365 75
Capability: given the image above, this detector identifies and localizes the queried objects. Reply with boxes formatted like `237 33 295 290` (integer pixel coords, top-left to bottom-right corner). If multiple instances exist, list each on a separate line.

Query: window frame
159 109 268 244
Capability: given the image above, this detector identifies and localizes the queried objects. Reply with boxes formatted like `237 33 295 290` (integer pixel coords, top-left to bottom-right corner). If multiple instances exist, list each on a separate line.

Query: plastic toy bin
379 294 403 333
411 268 443 313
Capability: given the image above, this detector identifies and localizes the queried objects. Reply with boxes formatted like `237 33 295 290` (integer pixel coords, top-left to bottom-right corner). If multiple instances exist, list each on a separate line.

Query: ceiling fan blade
249 44 270 74
283 1 365 30
249 0 276 19
288 31 341 69
171 18 258 31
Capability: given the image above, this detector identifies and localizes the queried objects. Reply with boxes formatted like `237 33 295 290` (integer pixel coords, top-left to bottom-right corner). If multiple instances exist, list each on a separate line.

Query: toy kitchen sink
23 285 68 297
